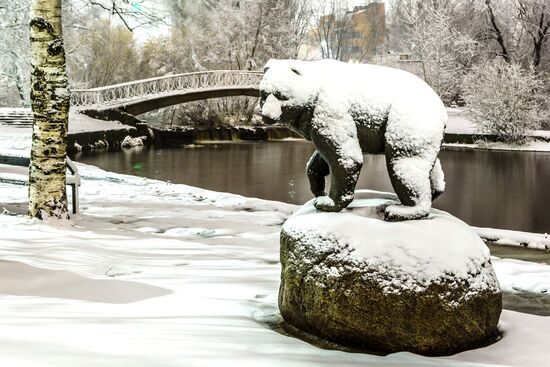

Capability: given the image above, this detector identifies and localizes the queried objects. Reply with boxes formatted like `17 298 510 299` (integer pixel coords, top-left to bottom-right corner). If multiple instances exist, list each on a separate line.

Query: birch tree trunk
28 0 70 219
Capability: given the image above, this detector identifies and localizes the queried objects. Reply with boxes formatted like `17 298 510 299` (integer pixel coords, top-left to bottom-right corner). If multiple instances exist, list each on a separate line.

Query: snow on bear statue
259 59 447 221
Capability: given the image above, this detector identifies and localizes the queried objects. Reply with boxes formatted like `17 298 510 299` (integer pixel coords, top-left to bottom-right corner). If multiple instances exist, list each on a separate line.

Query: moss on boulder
279 190 502 356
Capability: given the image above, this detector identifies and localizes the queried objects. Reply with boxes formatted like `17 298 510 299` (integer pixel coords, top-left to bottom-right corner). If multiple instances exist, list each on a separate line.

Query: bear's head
259 59 319 128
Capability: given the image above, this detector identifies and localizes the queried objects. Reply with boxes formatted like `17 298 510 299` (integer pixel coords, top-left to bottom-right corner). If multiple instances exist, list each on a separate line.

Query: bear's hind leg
430 158 445 201
307 151 330 197
385 156 433 221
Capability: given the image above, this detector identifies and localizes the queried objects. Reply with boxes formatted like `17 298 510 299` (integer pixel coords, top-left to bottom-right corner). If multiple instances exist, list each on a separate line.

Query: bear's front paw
312 190 327 198
384 204 430 221
314 196 342 212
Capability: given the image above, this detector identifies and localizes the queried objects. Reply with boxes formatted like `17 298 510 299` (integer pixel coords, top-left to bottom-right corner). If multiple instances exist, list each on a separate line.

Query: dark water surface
72 141 550 233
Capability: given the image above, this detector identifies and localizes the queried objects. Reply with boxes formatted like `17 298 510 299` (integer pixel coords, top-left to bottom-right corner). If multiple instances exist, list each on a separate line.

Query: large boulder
279 190 502 356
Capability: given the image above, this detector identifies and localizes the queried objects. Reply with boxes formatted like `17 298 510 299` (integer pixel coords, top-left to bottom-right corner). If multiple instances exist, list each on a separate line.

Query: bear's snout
261 94 283 124
262 115 279 125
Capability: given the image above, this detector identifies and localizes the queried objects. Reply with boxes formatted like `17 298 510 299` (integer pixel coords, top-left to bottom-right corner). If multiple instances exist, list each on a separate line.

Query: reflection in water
72 141 550 233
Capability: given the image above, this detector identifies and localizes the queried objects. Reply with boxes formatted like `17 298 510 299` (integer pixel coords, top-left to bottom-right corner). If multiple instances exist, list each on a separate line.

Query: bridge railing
70 70 263 109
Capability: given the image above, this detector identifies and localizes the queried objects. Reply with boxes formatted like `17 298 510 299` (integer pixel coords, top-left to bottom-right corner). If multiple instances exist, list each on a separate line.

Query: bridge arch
71 71 262 115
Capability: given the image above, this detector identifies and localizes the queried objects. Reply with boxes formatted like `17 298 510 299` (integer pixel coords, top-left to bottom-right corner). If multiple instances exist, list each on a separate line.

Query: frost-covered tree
288 0 315 58
161 0 300 71
481 0 513 64
391 0 478 104
462 60 547 143
78 18 139 87
62 1 97 88
0 0 31 107
478 0 550 117
516 0 550 69
28 0 71 219
73 0 164 31
199 0 297 70
484 0 550 69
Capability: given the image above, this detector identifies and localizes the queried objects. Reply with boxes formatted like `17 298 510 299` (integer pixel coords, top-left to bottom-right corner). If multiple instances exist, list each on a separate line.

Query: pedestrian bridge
70 70 262 115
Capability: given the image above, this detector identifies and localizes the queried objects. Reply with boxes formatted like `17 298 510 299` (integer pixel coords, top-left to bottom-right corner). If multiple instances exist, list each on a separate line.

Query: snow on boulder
279 190 502 355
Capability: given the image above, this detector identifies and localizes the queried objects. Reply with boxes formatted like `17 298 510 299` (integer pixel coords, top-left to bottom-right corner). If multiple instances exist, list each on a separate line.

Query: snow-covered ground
475 227 550 250
1 163 550 366
0 124 31 157
2 119 550 366
446 109 478 134
0 116 130 156
68 111 132 133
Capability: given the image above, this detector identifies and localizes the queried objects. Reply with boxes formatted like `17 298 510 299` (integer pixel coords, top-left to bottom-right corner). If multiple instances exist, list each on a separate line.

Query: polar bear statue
259 59 447 221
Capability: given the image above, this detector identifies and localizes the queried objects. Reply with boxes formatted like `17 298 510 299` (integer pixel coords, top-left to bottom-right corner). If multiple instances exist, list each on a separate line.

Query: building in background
302 1 386 63
345 2 385 62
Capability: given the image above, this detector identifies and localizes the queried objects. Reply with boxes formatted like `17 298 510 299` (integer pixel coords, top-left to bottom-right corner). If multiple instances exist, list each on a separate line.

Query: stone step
0 123 32 128
0 117 32 121
0 119 33 127
0 109 33 127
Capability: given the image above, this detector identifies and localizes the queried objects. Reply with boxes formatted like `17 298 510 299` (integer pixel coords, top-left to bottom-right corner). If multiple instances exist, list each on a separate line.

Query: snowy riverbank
0 162 550 366
444 141 550 152
3 107 550 152
444 109 550 152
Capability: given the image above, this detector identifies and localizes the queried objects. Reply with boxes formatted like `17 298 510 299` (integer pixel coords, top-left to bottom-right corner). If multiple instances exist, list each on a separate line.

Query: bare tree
482 0 549 68
287 0 315 58
79 18 139 87
517 0 550 68
75 0 165 31
312 0 352 61
484 0 511 63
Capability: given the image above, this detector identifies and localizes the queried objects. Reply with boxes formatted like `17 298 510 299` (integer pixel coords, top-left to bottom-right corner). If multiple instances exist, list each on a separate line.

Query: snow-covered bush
391 0 479 105
462 60 547 143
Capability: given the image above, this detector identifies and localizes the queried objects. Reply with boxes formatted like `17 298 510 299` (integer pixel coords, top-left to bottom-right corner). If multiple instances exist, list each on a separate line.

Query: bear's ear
290 67 302 76
263 66 270 73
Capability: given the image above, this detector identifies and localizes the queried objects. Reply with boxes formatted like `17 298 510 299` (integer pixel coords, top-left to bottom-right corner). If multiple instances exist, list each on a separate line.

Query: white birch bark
28 0 69 219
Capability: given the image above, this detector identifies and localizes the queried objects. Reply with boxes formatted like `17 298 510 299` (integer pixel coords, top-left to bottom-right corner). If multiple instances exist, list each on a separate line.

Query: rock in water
279 190 502 355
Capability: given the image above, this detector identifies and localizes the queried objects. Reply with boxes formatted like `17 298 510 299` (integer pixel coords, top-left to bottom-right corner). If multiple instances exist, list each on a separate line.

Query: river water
72 141 550 233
